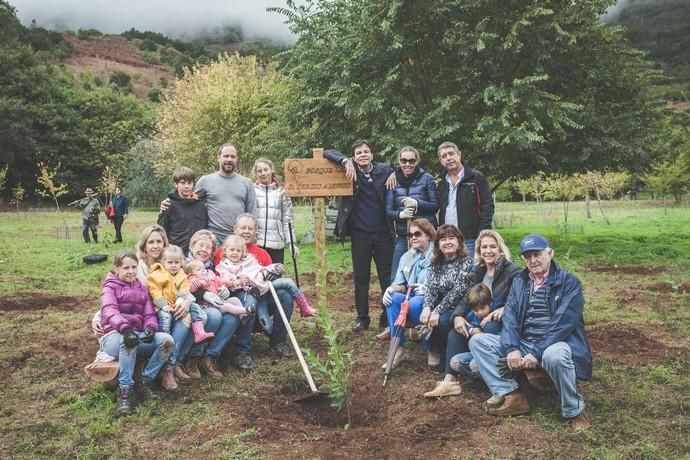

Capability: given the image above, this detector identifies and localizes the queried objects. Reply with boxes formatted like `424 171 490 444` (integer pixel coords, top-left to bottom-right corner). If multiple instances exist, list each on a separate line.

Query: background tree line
0 0 688 208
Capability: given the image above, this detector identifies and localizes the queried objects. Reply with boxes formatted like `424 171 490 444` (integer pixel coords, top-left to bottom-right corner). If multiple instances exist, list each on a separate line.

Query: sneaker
352 318 369 332
423 380 462 398
160 367 178 391
200 356 223 379
234 352 256 372
427 351 441 367
375 327 391 341
567 410 590 430
134 380 159 402
270 342 294 358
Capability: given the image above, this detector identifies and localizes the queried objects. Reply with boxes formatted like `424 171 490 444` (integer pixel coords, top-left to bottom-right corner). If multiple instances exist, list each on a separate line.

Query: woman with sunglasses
380 219 436 369
385 146 439 277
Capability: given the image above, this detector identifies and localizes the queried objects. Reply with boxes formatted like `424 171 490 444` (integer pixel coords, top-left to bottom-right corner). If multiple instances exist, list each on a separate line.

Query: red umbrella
383 286 413 386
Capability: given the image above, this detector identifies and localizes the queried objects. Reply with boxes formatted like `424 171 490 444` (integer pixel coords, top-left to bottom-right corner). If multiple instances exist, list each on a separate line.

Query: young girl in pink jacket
99 250 173 417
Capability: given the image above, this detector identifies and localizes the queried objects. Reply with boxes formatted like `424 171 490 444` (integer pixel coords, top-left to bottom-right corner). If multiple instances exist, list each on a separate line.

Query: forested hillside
612 0 690 102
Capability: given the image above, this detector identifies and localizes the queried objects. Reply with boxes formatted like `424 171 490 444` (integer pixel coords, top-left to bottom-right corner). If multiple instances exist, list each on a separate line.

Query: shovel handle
268 281 318 393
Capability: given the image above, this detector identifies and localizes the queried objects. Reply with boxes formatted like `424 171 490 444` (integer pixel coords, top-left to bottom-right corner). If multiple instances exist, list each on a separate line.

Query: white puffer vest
254 182 296 250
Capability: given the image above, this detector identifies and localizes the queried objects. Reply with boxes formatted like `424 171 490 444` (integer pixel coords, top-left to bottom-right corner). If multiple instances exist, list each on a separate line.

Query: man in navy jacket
325 140 393 332
469 234 592 430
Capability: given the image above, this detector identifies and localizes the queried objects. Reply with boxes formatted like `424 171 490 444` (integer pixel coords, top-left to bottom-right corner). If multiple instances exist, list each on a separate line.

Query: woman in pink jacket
99 250 173 416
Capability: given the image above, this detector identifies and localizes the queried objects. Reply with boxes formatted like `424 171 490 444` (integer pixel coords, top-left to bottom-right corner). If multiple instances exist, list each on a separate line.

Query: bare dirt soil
62 35 174 99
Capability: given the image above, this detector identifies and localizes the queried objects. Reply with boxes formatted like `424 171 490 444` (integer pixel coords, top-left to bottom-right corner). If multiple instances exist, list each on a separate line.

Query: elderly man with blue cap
468 234 592 430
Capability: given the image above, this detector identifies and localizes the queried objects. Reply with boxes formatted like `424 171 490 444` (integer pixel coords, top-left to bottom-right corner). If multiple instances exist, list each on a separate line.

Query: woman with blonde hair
424 229 521 398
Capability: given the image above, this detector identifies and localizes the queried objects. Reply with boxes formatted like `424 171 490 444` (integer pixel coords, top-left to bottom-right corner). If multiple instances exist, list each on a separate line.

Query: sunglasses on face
399 158 417 165
407 231 424 239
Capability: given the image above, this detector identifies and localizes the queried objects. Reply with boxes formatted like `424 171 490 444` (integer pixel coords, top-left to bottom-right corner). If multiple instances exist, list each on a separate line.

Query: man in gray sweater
194 143 256 244
161 143 256 245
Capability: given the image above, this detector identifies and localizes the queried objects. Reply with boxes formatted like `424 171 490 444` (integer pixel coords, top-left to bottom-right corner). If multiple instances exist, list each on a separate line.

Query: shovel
268 281 328 403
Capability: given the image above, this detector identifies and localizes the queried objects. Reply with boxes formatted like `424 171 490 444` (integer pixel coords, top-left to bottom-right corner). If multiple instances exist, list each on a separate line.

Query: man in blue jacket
325 140 394 332
469 234 592 430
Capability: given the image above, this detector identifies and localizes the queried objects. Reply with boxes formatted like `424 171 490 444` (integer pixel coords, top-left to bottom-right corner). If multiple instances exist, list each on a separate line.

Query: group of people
87 140 592 430
88 144 313 416
325 140 591 430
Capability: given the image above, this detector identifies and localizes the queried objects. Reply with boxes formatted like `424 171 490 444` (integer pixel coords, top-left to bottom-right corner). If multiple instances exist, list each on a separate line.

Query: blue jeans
101 331 173 388
390 236 408 277
181 305 222 359
155 309 191 369
469 333 585 418
206 313 243 358
449 351 480 379
464 238 475 259
254 286 294 348
385 292 425 348
271 278 302 298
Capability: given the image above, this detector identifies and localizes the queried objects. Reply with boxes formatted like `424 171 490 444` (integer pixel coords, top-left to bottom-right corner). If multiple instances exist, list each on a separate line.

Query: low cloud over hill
9 0 296 43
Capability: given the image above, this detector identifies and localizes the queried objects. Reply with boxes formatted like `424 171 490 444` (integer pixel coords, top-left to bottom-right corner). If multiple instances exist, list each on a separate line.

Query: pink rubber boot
191 321 215 344
295 294 316 317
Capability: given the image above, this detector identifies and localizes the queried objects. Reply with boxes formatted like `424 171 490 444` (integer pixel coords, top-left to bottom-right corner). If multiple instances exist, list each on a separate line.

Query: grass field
0 200 688 459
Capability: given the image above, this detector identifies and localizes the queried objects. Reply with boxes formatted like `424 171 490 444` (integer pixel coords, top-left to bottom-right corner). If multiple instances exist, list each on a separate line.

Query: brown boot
487 391 530 416
174 363 193 385
160 367 178 391
200 356 223 379
568 410 590 430
184 356 202 380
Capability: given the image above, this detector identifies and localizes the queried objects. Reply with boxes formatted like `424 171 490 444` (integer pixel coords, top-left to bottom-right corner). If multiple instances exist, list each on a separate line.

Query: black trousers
350 230 393 323
113 216 124 242
264 247 285 264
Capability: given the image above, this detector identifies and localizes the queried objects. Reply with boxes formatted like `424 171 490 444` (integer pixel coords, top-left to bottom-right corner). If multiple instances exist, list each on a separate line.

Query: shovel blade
293 389 329 404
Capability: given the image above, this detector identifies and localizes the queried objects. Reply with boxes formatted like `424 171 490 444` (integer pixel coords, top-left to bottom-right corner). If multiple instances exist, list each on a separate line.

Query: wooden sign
284 149 353 198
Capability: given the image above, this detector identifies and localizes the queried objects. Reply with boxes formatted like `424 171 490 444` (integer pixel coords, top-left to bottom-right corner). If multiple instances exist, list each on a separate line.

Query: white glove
398 208 415 220
410 283 426 296
290 244 300 258
217 286 230 300
382 287 394 306
203 292 224 306
401 197 418 209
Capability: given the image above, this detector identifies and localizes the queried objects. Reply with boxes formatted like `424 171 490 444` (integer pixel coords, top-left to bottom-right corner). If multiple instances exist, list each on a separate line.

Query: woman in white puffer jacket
253 158 299 264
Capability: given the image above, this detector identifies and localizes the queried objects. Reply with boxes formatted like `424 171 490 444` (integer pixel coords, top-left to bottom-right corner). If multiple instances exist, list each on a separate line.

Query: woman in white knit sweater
253 158 299 264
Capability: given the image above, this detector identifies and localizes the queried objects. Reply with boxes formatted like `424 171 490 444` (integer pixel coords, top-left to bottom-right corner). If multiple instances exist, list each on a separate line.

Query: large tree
276 0 663 183
153 53 308 177
0 0 154 199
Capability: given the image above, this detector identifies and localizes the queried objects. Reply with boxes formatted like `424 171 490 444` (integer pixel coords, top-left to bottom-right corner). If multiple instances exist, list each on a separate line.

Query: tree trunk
585 192 591 219
594 186 610 225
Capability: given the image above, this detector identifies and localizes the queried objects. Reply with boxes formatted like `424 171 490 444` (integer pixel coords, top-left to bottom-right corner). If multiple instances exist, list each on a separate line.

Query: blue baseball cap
520 234 549 255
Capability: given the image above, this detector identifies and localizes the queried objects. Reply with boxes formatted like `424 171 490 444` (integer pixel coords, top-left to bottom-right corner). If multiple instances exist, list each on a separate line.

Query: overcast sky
8 0 298 43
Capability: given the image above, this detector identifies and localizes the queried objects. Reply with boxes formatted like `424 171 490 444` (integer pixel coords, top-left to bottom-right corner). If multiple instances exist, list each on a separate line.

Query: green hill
612 0 690 101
